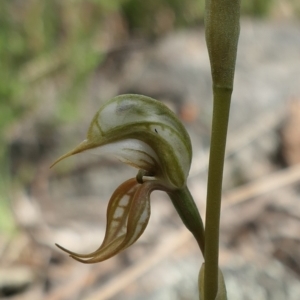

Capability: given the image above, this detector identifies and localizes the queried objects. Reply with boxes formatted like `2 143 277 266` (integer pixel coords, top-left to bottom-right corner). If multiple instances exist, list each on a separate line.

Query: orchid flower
51 94 204 263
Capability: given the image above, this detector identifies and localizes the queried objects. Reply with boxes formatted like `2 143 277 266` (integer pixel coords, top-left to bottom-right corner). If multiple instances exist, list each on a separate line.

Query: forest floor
1 19 300 300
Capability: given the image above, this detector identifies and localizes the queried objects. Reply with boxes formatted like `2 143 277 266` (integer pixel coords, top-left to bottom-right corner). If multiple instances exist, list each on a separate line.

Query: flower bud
205 0 241 89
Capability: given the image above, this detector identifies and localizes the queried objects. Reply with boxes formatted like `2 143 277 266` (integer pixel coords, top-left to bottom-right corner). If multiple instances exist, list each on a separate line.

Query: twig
223 164 300 207
83 231 194 300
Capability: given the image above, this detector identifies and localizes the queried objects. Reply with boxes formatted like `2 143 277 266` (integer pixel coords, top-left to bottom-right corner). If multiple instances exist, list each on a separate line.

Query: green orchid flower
51 94 204 263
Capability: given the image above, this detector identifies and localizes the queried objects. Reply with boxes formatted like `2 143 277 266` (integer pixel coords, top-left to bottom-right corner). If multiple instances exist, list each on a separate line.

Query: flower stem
168 186 205 256
204 86 232 299
203 0 240 297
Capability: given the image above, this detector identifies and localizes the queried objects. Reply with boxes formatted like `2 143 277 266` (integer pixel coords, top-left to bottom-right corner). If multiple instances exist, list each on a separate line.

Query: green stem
168 186 205 256
204 86 232 300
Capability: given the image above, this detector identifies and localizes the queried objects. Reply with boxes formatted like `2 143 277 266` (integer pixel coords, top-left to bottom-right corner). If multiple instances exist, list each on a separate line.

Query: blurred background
1 0 300 299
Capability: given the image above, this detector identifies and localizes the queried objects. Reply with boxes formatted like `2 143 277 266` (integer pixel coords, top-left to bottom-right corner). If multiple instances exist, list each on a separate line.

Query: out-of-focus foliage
0 0 120 232
122 0 205 35
0 0 114 135
0 0 298 135
241 0 274 17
